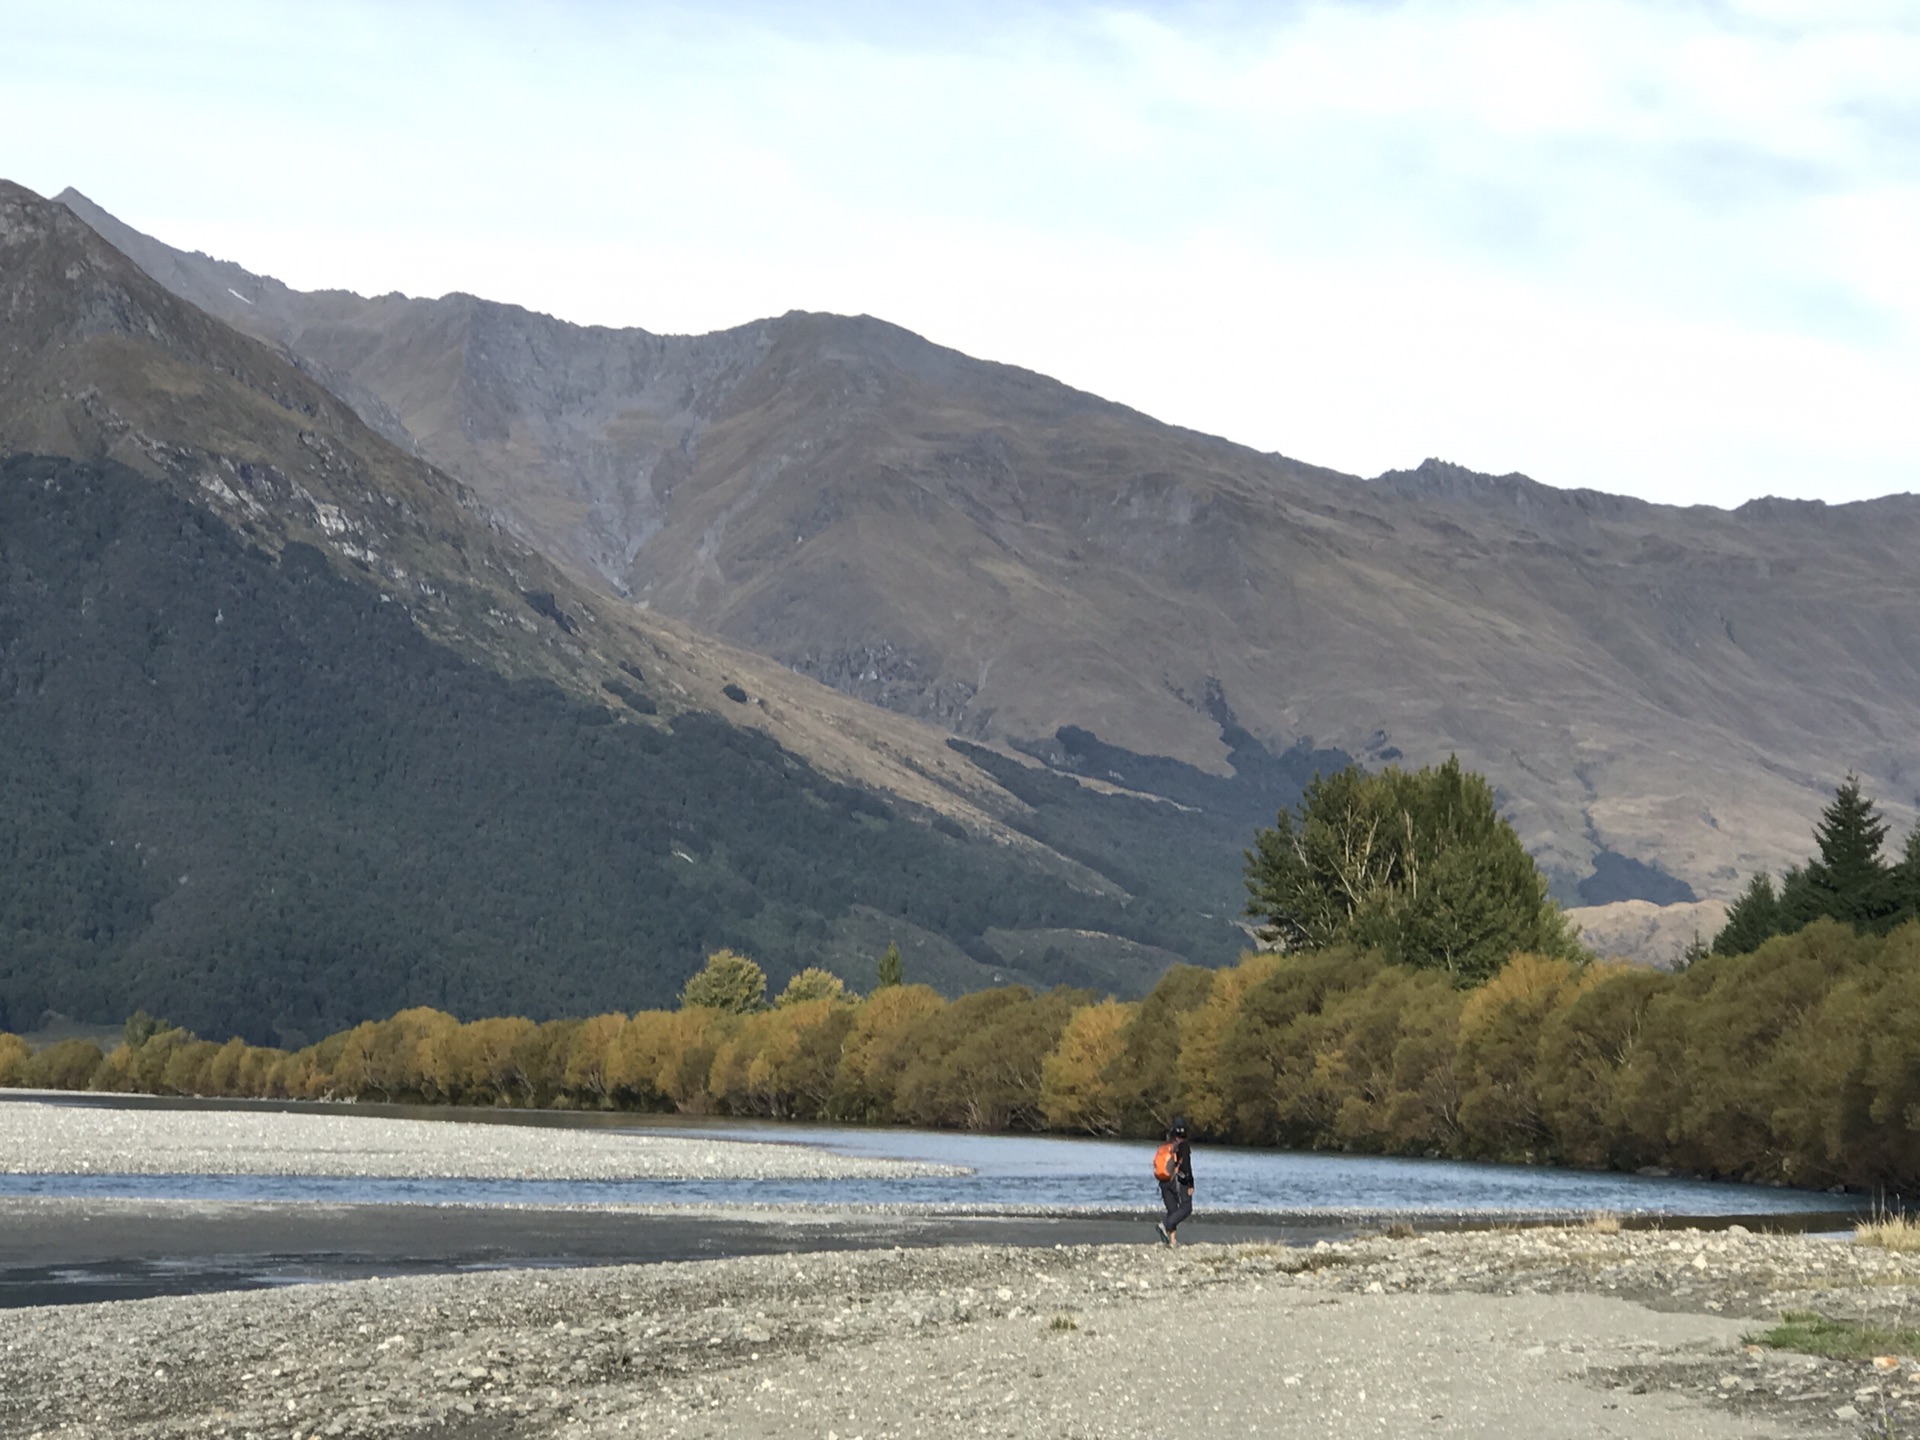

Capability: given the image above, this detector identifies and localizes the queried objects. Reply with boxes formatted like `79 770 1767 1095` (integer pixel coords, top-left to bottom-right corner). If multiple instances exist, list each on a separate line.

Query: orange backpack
1152 1140 1181 1181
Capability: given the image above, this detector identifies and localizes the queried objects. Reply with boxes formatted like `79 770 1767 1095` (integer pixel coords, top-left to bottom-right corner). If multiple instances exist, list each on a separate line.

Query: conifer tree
1891 825 1920 931
874 941 905 989
1803 774 1893 928
1712 872 1781 956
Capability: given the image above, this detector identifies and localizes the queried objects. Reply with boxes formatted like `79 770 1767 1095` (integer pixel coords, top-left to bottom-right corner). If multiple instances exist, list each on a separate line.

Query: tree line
1712 775 1920 955
5 762 1914 1195
3 917 1914 1192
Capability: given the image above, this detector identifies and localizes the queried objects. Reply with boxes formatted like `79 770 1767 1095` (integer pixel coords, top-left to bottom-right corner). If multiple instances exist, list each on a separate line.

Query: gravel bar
4 1226 1916 1438
0 1100 960 1181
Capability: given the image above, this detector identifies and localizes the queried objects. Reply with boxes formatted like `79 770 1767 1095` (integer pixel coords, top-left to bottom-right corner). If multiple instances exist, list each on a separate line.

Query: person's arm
1177 1138 1194 1188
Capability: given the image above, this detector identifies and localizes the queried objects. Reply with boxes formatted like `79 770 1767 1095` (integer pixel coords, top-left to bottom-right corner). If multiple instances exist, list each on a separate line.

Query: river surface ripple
0 1095 1853 1217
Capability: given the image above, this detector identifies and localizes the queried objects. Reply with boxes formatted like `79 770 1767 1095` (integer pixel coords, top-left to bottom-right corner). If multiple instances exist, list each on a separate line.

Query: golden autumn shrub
1534 964 1670 1169
710 999 855 1118
1453 952 1595 1159
653 1007 739 1113
833 984 944 1121
329 1007 458 1100
1040 998 1134 1135
1103 964 1214 1135
561 1013 631 1105
1175 952 1281 1137
415 1016 538 1105
23 1038 103 1090
603 1010 682 1109
894 987 1087 1131
1615 919 1868 1181
1319 965 1464 1154
0 1032 30 1086
1214 948 1383 1146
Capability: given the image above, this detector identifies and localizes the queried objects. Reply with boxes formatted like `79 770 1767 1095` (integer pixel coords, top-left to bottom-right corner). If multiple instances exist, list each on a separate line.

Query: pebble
0 1226 1913 1437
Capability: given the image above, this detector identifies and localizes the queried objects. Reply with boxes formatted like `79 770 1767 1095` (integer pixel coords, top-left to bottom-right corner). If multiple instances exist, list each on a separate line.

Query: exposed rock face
55 187 1920 900
1566 899 1731 969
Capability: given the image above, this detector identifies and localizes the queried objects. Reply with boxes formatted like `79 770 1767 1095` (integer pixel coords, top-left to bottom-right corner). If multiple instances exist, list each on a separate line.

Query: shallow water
0 1097 1853 1218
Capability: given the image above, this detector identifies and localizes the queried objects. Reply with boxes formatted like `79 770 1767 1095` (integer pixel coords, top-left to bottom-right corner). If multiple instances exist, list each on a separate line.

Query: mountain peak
1370 456 1653 522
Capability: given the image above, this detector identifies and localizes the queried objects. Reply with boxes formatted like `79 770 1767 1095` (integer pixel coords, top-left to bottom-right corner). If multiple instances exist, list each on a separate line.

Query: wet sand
0 1197 1351 1307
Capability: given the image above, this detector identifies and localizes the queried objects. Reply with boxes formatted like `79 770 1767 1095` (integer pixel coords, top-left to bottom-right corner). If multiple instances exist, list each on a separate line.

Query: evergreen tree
1714 780 1913 955
678 950 768 1013
1244 756 1577 985
874 942 905 990
1776 863 1820 932
1712 872 1781 956
776 967 846 1007
1891 826 1920 931
1802 775 1893 928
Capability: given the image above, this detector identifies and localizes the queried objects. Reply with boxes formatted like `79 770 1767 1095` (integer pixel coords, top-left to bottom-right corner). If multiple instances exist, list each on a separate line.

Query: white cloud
1 0 1915 504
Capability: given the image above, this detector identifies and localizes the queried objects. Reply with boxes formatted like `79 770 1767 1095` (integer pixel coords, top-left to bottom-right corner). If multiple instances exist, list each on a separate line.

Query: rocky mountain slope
59 188 1920 905
0 180 1270 1037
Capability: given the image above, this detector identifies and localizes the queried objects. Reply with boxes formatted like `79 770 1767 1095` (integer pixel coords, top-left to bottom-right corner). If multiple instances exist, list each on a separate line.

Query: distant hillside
57 187 1920 905
0 452 1242 1043
0 180 1271 1038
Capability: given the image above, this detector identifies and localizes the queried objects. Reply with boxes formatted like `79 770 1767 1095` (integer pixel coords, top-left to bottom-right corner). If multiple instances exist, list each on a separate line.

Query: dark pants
1159 1178 1193 1233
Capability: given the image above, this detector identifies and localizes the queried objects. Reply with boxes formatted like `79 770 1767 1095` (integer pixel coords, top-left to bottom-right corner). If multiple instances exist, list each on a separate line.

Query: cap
1169 1116 1189 1137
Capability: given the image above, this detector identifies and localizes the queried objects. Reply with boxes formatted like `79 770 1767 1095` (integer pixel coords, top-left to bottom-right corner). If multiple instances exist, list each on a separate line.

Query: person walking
1153 1116 1193 1245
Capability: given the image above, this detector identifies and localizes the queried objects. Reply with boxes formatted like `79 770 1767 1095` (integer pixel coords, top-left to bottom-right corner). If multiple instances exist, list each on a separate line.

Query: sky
3 0 1917 508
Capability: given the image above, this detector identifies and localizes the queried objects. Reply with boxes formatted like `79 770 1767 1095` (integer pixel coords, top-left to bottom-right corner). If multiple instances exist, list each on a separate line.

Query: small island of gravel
0 1099 961 1181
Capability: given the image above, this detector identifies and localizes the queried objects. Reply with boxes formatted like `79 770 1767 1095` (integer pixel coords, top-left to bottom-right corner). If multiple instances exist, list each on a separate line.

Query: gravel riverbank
0 1100 958 1181
4 1226 1915 1438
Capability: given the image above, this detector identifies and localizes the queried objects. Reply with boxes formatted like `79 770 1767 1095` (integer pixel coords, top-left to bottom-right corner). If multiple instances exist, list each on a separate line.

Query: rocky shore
4 1224 1914 1439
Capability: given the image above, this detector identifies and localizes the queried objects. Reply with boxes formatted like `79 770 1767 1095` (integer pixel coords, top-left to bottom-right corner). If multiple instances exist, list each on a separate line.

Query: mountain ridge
48 186 1920 906
4 178 1308 1035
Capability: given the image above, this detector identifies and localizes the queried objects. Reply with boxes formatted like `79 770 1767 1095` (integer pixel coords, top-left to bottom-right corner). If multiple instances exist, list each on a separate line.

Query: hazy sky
4 0 1917 507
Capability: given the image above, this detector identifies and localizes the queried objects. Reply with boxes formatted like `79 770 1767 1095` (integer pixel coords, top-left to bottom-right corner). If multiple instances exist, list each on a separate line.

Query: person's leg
1165 1184 1193 1238
1157 1179 1180 1242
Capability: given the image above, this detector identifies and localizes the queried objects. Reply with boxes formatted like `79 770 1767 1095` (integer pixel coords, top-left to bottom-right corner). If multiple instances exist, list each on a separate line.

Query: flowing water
0 1098 1853 1218
0 1097 1862 1306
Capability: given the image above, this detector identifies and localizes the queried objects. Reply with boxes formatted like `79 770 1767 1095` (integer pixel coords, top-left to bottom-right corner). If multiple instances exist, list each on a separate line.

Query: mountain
57 187 1920 906
0 180 1269 1041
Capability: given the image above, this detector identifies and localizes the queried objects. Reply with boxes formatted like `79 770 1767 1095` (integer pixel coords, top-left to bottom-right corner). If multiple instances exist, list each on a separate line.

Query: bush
1453 954 1598 1159
0 1032 28 1086
776 968 846 1007
895 987 1089 1131
22 1038 103 1090
680 950 768 1013
1040 998 1134 1134
832 985 945 1122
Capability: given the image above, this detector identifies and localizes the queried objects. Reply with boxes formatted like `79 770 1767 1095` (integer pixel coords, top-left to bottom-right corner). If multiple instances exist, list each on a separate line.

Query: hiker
1153 1116 1193 1245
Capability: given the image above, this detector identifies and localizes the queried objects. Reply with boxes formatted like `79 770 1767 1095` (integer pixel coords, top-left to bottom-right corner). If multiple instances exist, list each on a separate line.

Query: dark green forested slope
0 454 1199 1043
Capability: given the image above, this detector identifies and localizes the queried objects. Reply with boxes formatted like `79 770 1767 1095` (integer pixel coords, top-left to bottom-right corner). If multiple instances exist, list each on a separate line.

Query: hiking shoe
1155 1222 1170 1245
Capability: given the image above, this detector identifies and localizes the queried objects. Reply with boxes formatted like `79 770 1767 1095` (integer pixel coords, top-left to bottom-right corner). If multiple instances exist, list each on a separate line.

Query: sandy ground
701 1285 1790 1440
0 1197 1356 1307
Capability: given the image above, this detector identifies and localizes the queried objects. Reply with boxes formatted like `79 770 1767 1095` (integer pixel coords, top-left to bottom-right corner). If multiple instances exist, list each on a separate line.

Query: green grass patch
1748 1311 1920 1361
